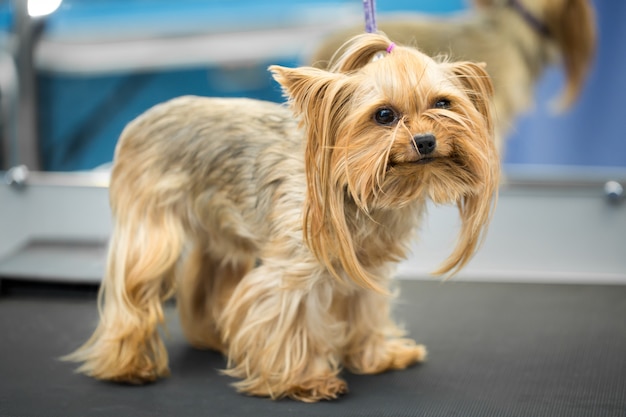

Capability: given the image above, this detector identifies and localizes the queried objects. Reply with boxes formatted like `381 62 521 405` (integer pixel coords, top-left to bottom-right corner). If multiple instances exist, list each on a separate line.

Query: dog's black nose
413 134 436 155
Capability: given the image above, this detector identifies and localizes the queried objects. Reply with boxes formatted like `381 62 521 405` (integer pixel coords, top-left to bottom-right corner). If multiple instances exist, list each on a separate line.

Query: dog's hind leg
64 207 184 384
176 188 259 353
177 246 254 354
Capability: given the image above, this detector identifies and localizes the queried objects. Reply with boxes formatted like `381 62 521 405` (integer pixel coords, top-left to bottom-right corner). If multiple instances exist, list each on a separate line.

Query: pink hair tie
372 42 396 63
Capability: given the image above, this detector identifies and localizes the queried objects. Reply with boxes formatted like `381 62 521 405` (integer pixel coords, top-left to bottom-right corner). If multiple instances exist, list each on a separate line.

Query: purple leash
364 0 396 54
363 0 378 33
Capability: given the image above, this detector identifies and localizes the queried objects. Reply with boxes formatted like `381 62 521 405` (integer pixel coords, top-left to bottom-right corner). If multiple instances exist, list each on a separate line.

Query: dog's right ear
269 65 343 118
269 65 386 294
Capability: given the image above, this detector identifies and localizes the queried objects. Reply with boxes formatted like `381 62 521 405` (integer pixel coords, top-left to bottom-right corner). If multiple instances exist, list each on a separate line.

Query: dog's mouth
414 157 436 165
389 157 439 168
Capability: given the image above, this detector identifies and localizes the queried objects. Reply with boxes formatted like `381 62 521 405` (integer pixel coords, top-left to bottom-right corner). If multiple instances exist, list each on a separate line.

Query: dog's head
271 33 499 291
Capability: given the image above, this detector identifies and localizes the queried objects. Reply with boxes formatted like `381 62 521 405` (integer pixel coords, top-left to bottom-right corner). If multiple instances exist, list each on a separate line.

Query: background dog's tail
547 0 596 109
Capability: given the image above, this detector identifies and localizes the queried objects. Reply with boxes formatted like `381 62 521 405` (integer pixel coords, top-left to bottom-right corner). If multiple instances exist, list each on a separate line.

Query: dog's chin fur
309 0 596 154
64 33 499 402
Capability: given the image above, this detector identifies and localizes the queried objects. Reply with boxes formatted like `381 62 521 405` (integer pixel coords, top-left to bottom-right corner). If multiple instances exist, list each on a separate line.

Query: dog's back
111 96 301 204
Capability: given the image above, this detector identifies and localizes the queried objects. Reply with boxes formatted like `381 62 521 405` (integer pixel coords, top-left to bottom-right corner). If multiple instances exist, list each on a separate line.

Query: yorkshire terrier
65 33 499 402
310 0 596 153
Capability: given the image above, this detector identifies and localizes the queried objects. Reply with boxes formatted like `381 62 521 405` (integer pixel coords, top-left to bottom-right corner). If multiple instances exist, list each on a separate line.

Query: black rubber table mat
1 279 625 417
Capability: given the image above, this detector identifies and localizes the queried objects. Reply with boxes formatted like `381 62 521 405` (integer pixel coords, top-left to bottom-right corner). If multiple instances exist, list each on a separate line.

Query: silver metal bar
13 0 41 170
0 50 19 169
4 167 624 191
3 166 110 188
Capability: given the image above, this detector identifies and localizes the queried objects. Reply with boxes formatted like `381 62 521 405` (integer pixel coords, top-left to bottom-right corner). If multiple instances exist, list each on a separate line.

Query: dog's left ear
446 61 494 134
435 62 499 278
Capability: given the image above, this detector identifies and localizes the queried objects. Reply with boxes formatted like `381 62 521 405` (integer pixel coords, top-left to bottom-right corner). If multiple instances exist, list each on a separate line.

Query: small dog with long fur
66 33 499 402
310 0 596 153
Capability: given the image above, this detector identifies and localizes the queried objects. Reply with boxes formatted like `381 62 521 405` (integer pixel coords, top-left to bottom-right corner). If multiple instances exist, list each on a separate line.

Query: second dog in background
310 0 596 153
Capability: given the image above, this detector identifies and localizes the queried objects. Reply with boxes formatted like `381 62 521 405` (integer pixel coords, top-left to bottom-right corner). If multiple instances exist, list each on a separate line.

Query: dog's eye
374 107 398 126
434 98 452 110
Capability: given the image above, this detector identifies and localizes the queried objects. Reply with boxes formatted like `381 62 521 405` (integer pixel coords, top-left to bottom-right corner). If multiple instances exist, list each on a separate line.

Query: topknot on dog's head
326 32 399 74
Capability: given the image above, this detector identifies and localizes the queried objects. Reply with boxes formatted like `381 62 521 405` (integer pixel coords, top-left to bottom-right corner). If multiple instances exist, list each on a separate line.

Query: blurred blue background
503 0 625 168
0 0 623 172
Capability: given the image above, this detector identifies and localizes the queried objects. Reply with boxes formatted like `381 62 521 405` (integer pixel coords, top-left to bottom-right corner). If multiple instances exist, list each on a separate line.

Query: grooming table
1 279 624 416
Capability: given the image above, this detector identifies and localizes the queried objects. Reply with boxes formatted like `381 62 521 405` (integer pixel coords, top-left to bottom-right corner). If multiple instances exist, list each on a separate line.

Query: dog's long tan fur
65 33 499 402
310 0 596 152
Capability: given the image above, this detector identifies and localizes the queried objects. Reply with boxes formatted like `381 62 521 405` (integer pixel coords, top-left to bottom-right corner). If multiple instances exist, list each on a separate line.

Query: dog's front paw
383 338 427 371
231 372 348 402
345 338 427 375
284 375 349 403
